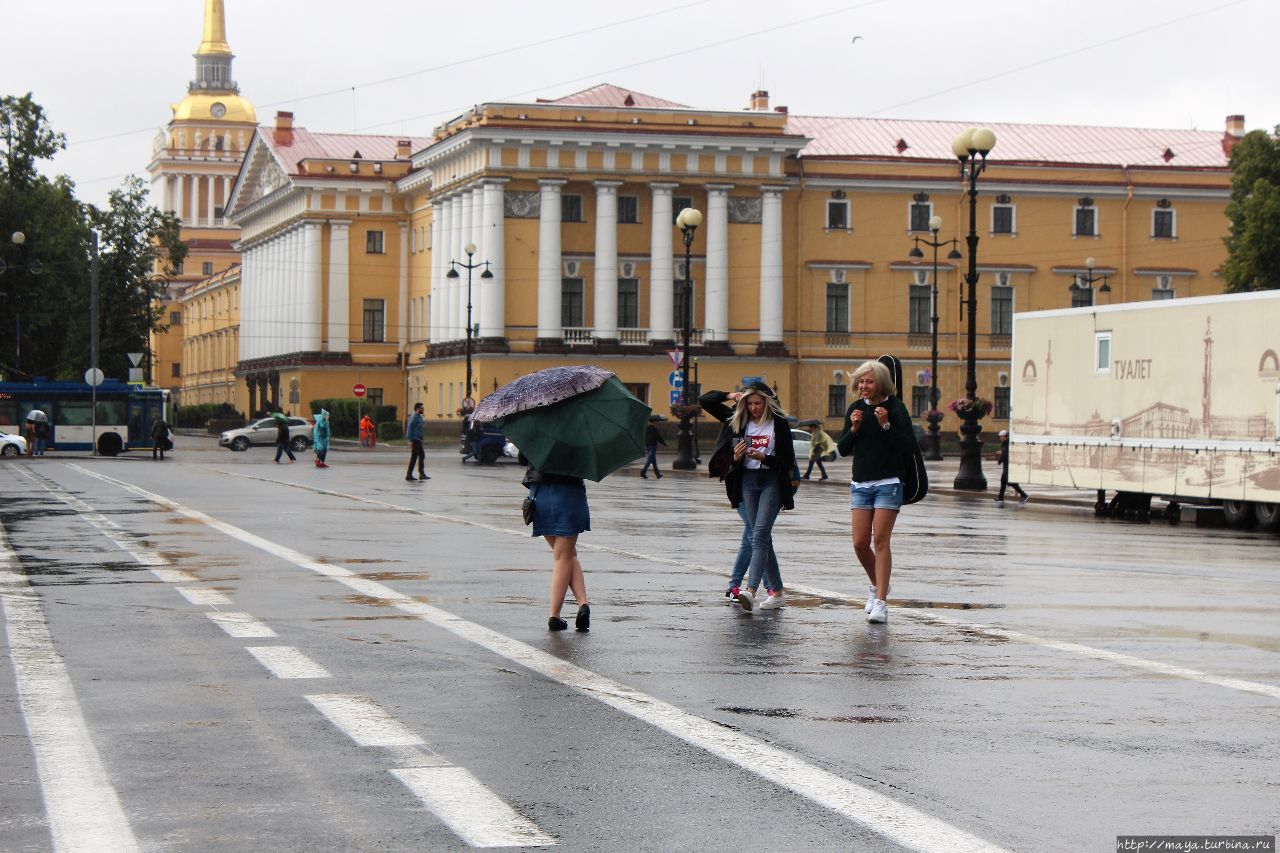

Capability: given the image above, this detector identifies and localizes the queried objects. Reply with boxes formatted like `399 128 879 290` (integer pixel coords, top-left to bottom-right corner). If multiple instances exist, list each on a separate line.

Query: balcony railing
560 328 705 345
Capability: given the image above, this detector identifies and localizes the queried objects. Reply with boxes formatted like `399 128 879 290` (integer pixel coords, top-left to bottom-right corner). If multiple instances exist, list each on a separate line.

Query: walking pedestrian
701 383 795 612
33 419 49 457
521 454 591 632
995 430 1028 505
273 413 296 463
312 409 331 468
837 360 916 624
801 422 833 481
405 402 428 481
151 414 170 461
640 416 665 479
24 420 36 456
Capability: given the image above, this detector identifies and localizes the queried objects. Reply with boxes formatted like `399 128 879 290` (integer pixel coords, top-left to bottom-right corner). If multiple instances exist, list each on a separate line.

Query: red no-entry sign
352 383 367 398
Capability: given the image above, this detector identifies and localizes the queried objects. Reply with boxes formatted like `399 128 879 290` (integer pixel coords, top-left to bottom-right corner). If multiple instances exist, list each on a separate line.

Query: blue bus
0 379 169 456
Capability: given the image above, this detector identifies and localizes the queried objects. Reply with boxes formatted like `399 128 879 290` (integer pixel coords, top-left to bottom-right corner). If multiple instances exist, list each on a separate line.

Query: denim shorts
849 481 903 511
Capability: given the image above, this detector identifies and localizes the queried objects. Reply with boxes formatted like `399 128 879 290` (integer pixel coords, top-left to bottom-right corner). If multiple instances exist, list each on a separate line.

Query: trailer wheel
1253 502 1280 532
97 433 123 458
1221 500 1254 529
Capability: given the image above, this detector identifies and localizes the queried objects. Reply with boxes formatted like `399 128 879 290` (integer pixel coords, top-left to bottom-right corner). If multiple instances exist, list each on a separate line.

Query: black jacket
699 390 796 511
835 396 915 481
645 424 666 448
275 419 290 443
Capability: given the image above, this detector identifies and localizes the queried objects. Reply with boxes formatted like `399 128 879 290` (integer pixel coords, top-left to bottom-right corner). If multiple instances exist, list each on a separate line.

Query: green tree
1222 127 1280 292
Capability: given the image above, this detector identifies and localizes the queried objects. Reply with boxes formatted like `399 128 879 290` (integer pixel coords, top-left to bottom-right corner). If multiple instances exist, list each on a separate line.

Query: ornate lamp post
908 215 961 460
1071 257 1112 301
446 242 493 409
673 206 703 471
951 127 997 491
0 231 44 376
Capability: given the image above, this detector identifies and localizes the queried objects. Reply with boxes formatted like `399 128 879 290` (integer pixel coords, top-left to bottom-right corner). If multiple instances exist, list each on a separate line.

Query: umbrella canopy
473 365 613 423
25 410 48 423
498 377 649 482
271 412 288 422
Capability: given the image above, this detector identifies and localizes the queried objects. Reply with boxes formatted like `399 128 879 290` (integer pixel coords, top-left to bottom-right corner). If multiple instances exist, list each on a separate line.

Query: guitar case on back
877 354 929 505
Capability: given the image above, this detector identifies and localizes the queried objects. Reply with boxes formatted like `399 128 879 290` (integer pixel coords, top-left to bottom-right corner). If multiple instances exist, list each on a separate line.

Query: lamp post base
952 412 987 490
672 415 698 470
924 412 943 461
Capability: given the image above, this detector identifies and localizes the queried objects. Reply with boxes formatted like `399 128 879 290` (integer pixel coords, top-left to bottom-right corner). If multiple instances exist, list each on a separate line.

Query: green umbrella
271 412 288 422
499 377 650 482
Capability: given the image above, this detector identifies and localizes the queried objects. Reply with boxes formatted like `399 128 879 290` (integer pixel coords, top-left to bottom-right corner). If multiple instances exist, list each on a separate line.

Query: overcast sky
4 0 1275 209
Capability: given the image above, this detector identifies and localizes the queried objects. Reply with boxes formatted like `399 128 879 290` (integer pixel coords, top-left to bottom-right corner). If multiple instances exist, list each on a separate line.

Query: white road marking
207 611 277 638
0 523 140 853
70 467 1005 852
245 646 331 679
176 587 231 607
392 767 556 848
150 568 197 583
305 694 424 747
211 466 1280 702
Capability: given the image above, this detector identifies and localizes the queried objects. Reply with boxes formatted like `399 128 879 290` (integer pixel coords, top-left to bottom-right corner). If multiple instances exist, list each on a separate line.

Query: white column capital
329 219 352 232
650 182 680 193
538 178 568 189
761 185 787 196
706 183 735 194
481 177 511 187
593 180 623 191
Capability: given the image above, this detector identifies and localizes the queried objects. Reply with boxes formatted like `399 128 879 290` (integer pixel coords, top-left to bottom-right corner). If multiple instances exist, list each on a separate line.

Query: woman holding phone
700 383 795 612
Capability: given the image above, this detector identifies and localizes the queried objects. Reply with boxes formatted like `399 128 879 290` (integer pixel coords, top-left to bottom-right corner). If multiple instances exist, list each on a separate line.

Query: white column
303 222 323 350
264 237 276 355
438 198 453 342
398 222 409 353
241 247 254 360
449 194 464 340
429 202 443 344
480 179 507 339
163 174 174 215
649 183 677 341
174 174 185 225
760 186 785 344
593 180 621 340
206 177 216 225
469 186 484 339
328 221 351 352
219 177 229 223
537 180 565 339
705 184 732 343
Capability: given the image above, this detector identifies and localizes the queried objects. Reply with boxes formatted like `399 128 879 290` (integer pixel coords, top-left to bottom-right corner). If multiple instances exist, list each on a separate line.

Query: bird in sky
852 35 863 43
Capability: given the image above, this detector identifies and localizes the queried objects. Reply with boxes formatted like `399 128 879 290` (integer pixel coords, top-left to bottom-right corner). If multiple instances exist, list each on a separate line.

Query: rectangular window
618 278 640 328
561 194 583 222
1072 286 1095 309
1075 206 1097 237
992 205 1014 234
991 285 1014 336
561 278 584 327
672 196 693 225
1095 332 1112 373
827 384 847 419
366 230 385 254
908 284 931 334
1153 209 1175 238
170 311 182 326
362 299 385 342
826 283 849 333
618 195 639 224
172 363 182 378
911 386 929 418
202 262 213 276
622 383 649 404
909 202 932 232
1152 287 1175 301
827 200 849 230
994 386 1011 419
367 388 384 410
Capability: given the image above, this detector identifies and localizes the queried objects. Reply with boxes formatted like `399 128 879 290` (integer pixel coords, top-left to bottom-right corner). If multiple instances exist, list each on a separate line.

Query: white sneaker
864 584 889 613
735 588 756 612
867 599 888 623
759 591 785 610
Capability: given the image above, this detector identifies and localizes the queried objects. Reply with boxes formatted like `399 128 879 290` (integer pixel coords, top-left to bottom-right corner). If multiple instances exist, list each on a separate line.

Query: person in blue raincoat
312 409 331 468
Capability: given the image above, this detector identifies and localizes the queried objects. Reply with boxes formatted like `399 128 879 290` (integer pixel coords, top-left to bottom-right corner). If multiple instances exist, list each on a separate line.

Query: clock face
210 102 226 118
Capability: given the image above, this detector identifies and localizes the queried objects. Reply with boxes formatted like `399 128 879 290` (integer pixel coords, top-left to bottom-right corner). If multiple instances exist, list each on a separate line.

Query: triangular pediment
227 131 290 217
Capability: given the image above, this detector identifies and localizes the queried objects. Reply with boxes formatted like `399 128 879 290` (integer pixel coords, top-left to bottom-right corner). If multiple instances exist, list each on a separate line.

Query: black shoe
575 603 591 633
406 476 416 481
548 616 568 632
641 474 648 479
656 473 662 479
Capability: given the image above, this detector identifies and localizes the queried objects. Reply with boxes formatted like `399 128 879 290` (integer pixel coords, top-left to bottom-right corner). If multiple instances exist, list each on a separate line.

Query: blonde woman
835 360 916 624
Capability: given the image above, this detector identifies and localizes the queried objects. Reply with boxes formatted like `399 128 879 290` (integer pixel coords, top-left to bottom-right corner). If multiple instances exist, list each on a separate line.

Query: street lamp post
0 231 44 377
951 127 997 491
446 242 493 411
908 215 961 460
673 206 703 471
1071 257 1112 302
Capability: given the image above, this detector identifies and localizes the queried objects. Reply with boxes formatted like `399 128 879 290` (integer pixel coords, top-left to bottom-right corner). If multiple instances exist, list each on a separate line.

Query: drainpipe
793 158 804 413
1121 167 1133 302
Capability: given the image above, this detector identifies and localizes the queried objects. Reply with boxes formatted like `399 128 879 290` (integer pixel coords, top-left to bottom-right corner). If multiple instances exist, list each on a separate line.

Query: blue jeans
641 445 661 477
729 501 780 593
739 467 782 593
274 440 296 462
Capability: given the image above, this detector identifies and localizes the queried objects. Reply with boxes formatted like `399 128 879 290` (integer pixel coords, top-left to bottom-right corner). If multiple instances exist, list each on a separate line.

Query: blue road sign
668 371 683 387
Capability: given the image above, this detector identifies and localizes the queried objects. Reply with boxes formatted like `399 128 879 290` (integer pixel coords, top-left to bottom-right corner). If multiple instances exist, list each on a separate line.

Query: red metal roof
539 83 690 110
263 127 430 175
785 115 1230 168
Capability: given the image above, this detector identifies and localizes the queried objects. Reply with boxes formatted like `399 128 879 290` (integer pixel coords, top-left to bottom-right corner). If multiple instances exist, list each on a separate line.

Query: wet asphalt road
1 438 1277 852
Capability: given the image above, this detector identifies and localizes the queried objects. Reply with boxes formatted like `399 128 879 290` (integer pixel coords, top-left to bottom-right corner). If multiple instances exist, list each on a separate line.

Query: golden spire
198 0 232 56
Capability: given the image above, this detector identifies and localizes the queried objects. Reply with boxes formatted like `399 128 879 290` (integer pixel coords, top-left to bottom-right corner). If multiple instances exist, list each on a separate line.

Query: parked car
0 428 28 457
219 417 313 452
790 428 838 463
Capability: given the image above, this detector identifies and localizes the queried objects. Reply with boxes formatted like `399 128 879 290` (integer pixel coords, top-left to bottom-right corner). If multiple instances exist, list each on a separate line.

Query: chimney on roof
774 105 788 115
273 111 294 146
1222 114 1246 156
396 139 412 159
749 90 769 111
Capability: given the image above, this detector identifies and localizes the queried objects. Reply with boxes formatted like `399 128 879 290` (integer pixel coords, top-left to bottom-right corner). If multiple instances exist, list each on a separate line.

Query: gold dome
171 93 256 124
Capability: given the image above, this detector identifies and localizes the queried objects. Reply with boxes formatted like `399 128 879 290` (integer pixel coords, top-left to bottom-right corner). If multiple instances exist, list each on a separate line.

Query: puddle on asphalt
719 706 906 724
165 517 202 525
340 593 431 608
315 556 408 566
891 599 1005 610
356 570 430 581
311 614 417 622
493 567 538 572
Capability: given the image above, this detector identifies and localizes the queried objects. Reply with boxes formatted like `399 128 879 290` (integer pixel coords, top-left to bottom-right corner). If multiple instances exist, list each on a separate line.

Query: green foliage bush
378 421 404 442
174 402 242 429
310 398 397 438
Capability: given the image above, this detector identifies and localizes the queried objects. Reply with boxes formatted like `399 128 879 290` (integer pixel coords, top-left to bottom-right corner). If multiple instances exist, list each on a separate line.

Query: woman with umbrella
26 410 48 457
476 366 650 632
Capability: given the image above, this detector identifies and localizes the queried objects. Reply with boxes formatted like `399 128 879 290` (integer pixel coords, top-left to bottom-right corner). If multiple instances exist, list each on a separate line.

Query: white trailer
1009 290 1280 530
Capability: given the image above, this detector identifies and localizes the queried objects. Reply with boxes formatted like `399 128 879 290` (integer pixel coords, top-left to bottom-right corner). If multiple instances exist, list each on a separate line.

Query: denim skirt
530 481 591 537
